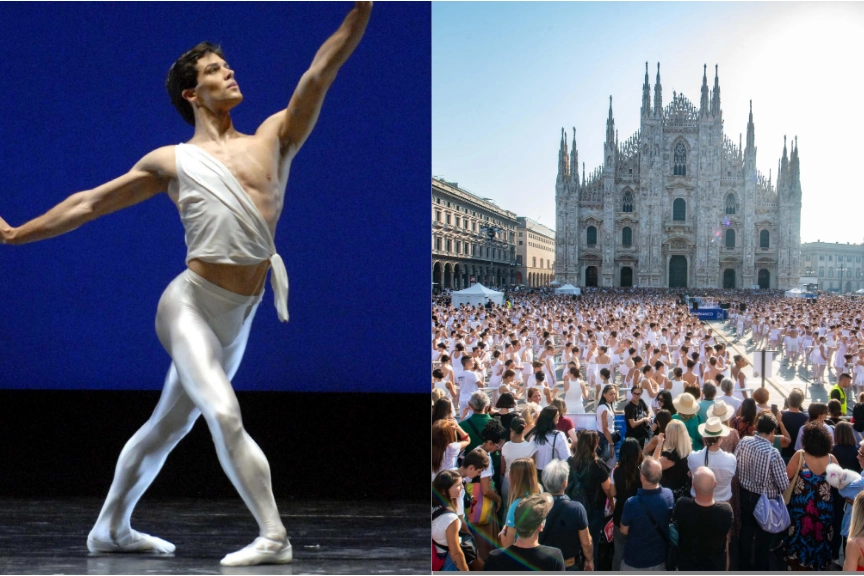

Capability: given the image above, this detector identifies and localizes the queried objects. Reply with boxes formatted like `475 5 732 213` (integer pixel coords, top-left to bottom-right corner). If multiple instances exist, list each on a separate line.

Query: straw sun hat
707 399 733 422
672 392 701 415
698 416 731 438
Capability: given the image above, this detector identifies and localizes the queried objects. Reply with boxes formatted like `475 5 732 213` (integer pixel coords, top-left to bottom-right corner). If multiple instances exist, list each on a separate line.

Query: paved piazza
708 319 841 410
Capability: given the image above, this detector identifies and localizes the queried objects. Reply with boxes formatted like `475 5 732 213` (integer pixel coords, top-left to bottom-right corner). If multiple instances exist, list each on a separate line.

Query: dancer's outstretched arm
0 146 174 245
257 1 372 156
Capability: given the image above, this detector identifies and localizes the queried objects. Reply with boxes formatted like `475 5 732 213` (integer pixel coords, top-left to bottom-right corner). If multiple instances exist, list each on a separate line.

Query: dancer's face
186 53 243 113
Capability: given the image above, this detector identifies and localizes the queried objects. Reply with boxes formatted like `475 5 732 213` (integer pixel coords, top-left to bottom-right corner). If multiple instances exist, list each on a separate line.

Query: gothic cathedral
554 63 802 290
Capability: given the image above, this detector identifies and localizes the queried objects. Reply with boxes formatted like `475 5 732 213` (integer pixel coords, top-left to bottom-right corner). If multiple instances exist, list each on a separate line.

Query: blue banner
690 309 728 320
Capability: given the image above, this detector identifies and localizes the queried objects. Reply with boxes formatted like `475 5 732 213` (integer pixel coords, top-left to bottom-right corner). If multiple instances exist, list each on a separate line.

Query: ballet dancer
0 2 372 565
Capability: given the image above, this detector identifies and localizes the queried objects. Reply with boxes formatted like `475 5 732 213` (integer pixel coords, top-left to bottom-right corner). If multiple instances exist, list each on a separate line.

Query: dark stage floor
0 498 427 574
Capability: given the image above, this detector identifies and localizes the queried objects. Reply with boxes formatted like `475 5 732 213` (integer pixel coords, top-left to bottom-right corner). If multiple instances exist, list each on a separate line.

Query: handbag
753 453 791 534
636 496 677 570
465 480 495 525
783 450 804 505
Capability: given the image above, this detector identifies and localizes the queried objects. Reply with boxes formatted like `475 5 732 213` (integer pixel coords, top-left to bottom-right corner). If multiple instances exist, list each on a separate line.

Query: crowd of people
432 287 864 571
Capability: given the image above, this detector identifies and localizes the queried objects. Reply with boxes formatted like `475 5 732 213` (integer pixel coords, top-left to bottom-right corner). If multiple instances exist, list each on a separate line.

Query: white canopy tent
554 284 582 296
451 283 504 307
785 287 807 298
856 289 864 295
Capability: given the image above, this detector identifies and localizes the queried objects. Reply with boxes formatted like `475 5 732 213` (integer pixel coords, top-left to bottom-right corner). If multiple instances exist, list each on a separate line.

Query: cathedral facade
554 63 802 290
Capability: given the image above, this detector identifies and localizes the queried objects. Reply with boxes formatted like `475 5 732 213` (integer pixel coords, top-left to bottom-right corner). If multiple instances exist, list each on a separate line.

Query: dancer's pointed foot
220 537 292 566
87 529 175 554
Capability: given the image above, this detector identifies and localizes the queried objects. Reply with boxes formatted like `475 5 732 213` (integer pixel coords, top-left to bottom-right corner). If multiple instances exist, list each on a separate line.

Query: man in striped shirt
735 412 790 571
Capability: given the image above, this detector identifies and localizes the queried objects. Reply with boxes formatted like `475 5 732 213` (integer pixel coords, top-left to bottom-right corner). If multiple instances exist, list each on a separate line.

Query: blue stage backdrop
0 2 429 392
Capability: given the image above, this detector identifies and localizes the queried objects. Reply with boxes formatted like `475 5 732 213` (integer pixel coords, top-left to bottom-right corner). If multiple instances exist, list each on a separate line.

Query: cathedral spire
700 64 709 116
642 62 651 117
780 135 789 191
745 100 755 151
605 96 615 150
711 64 721 117
557 127 566 182
654 63 662 117
582 162 586 188
570 127 579 185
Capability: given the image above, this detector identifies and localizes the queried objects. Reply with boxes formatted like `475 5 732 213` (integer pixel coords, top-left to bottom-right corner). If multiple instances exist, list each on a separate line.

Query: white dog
826 462 861 490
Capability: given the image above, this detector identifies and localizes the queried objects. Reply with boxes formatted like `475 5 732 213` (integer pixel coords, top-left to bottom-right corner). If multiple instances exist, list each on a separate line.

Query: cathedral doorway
515 272 523 285
758 269 770 289
846 281 852 293
723 269 736 289
620 267 633 287
585 266 598 287
669 256 687 288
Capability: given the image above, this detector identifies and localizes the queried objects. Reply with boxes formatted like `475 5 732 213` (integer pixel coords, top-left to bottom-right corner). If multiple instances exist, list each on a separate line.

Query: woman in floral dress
784 422 837 571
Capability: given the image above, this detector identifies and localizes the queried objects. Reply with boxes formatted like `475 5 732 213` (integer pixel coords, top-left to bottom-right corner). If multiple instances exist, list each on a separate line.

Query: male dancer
0 2 372 566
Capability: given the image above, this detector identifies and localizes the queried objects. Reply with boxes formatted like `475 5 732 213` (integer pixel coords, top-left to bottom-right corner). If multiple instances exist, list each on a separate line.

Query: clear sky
433 2 864 245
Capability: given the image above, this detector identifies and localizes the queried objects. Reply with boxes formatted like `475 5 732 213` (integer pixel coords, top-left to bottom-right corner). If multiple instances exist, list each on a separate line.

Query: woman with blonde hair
521 402 540 438
844 491 864 571
497 458 542 548
653 419 693 502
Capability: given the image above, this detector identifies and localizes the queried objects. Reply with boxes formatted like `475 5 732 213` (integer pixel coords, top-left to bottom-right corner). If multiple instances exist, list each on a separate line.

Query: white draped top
170 143 289 322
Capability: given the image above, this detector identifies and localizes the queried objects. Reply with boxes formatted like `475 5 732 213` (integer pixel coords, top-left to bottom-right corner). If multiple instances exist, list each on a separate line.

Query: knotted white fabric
173 143 289 322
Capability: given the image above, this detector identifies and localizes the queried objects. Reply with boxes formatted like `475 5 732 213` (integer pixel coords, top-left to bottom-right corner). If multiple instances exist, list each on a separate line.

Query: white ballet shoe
220 536 292 567
87 529 175 554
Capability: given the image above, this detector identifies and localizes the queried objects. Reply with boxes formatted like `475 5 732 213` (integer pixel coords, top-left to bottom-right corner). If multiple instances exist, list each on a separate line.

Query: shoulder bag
753 452 791 533
783 450 804 505
636 496 677 570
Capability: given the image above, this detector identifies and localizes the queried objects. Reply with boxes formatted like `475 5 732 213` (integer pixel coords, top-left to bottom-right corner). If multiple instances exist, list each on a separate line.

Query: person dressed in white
0 6 373 566
563 367 587 415
457 357 483 417
687 417 737 502
500 416 537 505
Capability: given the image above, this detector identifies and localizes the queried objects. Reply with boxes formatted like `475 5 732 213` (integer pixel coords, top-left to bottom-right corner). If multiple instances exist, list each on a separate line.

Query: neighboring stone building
432 177 518 290
516 217 556 288
555 63 803 290
799 241 864 293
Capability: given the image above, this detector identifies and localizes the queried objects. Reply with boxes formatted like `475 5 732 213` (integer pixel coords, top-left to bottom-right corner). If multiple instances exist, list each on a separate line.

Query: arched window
673 142 687 176
725 193 736 215
622 191 633 213
587 226 597 246
760 230 770 248
725 229 736 248
622 227 632 247
819 268 824 278
673 198 686 221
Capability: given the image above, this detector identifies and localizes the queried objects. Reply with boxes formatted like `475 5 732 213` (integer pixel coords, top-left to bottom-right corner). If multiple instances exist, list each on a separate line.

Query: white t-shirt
433 442 463 482
432 509 459 548
533 431 567 470
687 448 737 501
597 404 615 435
457 371 480 405
501 440 538 478
721 393 743 414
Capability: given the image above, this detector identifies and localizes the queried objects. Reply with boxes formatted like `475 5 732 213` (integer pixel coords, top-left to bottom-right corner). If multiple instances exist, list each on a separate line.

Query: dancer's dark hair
166 41 227 126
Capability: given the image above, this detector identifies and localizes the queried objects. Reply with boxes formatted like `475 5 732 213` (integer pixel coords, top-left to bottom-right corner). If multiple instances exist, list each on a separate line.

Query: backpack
565 465 589 508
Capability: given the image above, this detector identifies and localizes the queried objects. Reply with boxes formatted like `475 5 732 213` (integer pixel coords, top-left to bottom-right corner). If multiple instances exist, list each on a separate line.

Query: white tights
90 269 286 548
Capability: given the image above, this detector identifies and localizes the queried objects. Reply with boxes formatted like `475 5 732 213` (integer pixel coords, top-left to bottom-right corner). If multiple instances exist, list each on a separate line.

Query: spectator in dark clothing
851 403 864 445
782 388 809 463
484 493 565 572
832 421 860 563
620 457 674 571
828 398 848 427
540 460 593 571
494 392 518 440
675 466 734 570
610 438 644 571
566 430 612 565
624 385 651 448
